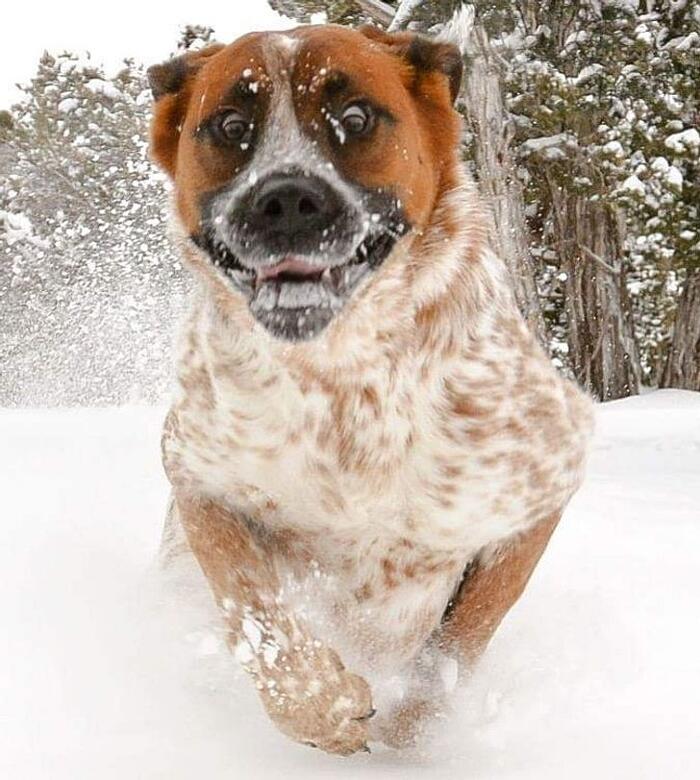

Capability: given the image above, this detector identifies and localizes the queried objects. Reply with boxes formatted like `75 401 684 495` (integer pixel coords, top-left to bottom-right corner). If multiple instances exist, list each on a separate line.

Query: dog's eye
218 111 251 144
341 103 373 136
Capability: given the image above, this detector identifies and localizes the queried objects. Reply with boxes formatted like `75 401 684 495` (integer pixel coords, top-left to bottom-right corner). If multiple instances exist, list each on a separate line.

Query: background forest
1 1 698 405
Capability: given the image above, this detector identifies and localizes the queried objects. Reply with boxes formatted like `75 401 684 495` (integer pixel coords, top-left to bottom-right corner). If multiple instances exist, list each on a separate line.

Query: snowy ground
1 390 699 778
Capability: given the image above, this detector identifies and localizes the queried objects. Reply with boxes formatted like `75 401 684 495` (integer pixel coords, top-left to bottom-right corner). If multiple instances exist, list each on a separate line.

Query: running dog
148 23 593 755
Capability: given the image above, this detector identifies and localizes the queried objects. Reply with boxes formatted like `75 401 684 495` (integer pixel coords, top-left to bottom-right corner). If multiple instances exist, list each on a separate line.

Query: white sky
0 0 294 108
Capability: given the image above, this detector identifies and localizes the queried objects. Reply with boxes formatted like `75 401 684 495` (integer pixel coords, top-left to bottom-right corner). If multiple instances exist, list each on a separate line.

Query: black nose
250 174 339 235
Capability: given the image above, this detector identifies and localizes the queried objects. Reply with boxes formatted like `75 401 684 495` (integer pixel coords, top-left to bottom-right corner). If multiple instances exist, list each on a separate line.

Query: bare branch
579 244 621 276
354 0 395 27
388 0 426 31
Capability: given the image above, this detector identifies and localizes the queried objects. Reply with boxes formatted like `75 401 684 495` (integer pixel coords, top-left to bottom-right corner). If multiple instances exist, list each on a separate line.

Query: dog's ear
147 44 224 177
359 26 463 104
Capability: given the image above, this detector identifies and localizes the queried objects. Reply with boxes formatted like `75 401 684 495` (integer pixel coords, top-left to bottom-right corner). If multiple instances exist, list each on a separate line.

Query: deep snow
1 390 699 778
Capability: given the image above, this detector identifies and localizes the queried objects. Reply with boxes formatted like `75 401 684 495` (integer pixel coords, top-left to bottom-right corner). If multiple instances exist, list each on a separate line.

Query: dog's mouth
194 228 403 341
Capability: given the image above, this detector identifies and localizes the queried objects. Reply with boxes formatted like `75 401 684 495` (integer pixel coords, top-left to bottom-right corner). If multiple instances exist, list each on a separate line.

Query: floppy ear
359 26 463 104
147 44 225 177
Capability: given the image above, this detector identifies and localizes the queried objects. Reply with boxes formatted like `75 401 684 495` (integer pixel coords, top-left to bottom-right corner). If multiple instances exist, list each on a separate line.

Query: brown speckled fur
149 25 594 755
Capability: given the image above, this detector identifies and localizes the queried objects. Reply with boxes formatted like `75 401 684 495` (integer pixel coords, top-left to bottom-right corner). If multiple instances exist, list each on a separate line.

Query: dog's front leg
175 494 374 755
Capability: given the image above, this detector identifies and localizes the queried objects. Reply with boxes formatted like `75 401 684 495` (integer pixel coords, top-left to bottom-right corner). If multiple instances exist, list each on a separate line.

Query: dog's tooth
346 262 368 288
278 281 326 309
330 266 343 291
322 268 332 284
229 269 255 294
251 281 280 311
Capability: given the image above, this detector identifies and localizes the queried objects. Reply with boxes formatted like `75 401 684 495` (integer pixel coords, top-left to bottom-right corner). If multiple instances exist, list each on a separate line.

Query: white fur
165 174 593 680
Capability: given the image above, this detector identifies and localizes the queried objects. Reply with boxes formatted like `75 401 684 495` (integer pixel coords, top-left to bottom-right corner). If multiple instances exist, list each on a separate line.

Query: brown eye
341 103 373 136
219 111 251 144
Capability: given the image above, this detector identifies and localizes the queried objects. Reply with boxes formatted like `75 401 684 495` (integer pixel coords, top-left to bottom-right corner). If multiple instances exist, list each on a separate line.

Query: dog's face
148 25 462 341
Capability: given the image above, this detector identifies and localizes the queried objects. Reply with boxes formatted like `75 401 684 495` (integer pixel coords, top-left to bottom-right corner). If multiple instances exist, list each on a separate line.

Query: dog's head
148 25 463 341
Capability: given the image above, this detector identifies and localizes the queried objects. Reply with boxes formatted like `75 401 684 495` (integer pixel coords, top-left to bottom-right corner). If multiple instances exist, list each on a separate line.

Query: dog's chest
165 302 592 667
169 340 450 545
166 307 588 559
167 340 479 663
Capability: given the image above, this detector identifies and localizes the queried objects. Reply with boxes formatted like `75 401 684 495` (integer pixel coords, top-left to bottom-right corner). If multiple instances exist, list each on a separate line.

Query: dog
148 23 593 755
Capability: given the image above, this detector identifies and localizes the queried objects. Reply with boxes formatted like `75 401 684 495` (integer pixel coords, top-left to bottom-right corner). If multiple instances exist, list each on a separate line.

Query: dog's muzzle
193 171 409 342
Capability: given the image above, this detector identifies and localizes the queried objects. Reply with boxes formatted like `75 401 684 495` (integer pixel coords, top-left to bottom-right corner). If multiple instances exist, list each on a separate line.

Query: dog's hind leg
174 493 375 756
378 511 561 748
438 511 561 670
373 641 449 748
157 492 190 568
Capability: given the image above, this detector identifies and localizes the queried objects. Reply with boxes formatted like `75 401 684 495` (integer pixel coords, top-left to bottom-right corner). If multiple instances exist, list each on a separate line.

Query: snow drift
1 391 699 778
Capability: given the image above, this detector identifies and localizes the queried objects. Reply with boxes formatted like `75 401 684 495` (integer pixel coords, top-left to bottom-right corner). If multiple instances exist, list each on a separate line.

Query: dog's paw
374 695 445 749
259 644 374 756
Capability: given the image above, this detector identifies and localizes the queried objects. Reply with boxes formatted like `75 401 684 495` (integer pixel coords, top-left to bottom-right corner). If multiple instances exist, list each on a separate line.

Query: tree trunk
463 26 546 344
661 268 700 391
554 193 641 400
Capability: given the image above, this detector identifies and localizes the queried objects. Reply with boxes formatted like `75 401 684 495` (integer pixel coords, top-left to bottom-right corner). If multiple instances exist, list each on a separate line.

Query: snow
0 210 47 248
665 128 700 153
665 164 683 189
520 133 573 160
651 155 670 173
665 31 700 50
57 97 79 113
620 173 646 195
573 63 604 85
603 140 624 156
634 23 654 45
85 78 122 100
1 390 699 777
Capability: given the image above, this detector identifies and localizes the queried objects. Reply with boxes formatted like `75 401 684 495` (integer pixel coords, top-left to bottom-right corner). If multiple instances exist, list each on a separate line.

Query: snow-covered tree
268 0 368 24
490 0 653 398
469 0 698 392
0 51 188 405
177 24 216 51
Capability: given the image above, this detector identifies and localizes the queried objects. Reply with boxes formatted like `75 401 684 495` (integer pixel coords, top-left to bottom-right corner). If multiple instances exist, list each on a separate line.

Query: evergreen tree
499 0 698 390
178 24 216 51
268 0 370 24
0 51 188 405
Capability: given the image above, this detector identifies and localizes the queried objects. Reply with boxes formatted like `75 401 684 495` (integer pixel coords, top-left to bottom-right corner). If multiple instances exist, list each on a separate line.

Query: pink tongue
257 257 324 281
